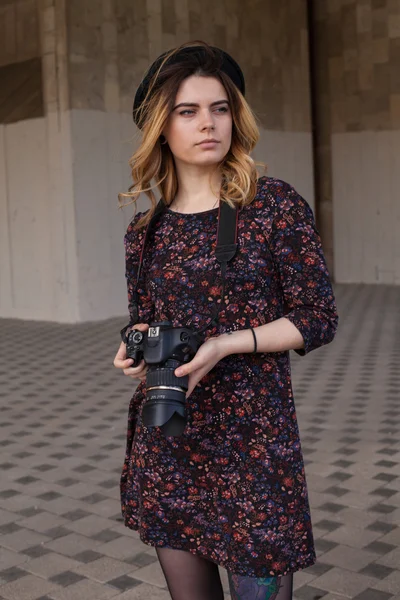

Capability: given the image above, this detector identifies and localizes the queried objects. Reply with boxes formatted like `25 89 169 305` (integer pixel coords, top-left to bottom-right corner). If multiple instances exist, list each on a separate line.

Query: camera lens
143 388 187 436
141 360 189 436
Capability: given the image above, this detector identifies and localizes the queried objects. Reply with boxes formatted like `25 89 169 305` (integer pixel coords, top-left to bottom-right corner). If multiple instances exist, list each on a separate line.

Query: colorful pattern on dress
120 176 339 577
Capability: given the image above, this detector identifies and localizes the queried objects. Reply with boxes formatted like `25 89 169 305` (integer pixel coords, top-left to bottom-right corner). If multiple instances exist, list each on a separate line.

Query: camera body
126 321 201 368
126 321 203 436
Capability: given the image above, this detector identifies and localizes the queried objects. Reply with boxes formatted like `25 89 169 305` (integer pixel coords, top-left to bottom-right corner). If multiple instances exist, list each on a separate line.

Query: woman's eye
179 107 229 116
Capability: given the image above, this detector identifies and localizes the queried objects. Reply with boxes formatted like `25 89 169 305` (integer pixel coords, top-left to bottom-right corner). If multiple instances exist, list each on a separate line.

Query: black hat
133 45 245 128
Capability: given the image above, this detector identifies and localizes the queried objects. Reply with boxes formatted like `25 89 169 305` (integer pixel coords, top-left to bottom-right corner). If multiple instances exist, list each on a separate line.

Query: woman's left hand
174 337 225 398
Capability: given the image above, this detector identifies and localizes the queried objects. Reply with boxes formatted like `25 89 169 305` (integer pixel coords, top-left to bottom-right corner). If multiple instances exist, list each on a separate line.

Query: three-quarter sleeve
267 182 339 355
124 214 155 327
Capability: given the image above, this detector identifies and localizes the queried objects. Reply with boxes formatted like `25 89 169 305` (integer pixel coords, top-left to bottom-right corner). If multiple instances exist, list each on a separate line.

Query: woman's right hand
113 323 149 382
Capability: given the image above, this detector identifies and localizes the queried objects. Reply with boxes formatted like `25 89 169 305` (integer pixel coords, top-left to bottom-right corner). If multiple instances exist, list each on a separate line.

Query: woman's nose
200 110 215 131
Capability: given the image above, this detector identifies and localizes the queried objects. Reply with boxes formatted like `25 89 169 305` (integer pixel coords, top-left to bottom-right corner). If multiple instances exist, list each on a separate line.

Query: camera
126 321 203 437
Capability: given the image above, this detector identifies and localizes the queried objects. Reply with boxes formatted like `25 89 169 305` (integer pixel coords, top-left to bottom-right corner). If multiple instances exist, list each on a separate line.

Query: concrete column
0 0 79 321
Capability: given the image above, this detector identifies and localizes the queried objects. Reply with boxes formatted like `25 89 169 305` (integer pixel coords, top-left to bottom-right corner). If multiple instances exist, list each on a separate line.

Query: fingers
184 369 205 398
123 359 148 381
113 342 133 370
114 341 127 360
134 323 150 331
113 323 150 370
186 379 200 399
122 358 145 376
175 361 189 377
175 359 199 377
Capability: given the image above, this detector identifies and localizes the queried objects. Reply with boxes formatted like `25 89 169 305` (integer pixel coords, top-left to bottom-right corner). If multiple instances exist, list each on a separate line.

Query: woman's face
162 75 233 167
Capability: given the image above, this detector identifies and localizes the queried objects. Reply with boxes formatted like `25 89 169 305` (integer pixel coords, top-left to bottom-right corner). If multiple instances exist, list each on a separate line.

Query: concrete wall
0 0 80 322
1 0 314 323
0 0 40 68
311 0 400 284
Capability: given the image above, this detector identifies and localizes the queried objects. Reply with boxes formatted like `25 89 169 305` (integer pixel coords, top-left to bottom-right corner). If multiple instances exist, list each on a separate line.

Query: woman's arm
175 181 338 394
175 318 304 398
216 316 305 357
217 182 339 357
262 181 338 355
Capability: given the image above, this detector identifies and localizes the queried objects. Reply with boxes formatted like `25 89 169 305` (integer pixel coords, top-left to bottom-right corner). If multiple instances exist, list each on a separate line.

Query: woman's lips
197 141 219 148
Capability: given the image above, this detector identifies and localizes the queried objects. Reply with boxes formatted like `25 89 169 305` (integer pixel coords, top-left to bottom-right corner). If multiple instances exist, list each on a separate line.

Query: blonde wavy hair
119 40 265 229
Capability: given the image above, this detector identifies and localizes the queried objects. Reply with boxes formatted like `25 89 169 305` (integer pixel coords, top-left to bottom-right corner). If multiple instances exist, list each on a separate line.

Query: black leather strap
215 200 238 264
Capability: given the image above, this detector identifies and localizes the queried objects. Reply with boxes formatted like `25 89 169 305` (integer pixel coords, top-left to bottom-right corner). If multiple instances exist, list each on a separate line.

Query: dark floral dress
120 176 338 578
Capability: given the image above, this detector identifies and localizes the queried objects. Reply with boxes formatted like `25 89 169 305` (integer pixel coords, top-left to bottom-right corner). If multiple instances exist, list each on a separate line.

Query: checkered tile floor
0 283 399 600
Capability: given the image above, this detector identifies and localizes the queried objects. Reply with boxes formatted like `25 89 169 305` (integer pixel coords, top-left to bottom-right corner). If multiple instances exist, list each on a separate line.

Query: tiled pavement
0 283 399 600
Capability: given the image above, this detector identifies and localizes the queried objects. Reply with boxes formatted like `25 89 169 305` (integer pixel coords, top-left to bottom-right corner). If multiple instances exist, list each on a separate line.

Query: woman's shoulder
253 175 313 220
124 209 150 246
126 208 152 232
255 175 300 203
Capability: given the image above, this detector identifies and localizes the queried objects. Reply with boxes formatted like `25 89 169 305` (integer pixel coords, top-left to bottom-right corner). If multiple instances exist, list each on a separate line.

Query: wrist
213 333 231 359
213 329 255 358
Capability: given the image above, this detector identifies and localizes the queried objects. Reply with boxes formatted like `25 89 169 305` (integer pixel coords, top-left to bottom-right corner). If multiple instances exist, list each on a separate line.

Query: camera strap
199 199 239 334
121 199 239 342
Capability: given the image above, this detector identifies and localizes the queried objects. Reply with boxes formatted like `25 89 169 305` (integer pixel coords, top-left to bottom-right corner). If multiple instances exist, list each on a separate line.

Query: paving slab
1 284 400 599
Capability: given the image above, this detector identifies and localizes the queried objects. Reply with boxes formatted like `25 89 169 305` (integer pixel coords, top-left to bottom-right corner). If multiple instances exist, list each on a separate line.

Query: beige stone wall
0 0 43 123
311 0 400 283
66 0 311 132
313 0 400 135
38 0 69 115
0 0 40 68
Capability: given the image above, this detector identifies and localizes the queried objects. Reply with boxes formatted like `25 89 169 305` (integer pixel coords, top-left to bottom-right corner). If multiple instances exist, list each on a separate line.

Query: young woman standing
113 41 338 600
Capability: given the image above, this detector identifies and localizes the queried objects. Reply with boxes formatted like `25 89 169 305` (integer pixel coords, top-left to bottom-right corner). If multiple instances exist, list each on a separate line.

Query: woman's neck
170 164 222 213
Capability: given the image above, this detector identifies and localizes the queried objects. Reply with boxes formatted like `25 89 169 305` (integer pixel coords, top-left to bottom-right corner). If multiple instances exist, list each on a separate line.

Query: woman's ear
160 134 168 145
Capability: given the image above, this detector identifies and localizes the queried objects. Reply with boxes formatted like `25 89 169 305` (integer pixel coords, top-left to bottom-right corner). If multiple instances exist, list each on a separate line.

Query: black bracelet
250 327 257 353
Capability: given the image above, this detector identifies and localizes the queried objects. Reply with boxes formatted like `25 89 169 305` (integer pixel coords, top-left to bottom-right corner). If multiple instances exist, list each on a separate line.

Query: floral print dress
120 176 338 578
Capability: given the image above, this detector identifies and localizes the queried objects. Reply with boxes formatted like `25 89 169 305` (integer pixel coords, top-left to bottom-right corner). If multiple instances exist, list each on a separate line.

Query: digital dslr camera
126 321 204 437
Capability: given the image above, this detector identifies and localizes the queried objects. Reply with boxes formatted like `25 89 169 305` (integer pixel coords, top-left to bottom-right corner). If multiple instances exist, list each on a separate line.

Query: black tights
156 546 293 600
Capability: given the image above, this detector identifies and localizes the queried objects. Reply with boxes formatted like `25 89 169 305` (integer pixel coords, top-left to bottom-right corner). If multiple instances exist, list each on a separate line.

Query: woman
113 41 338 600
